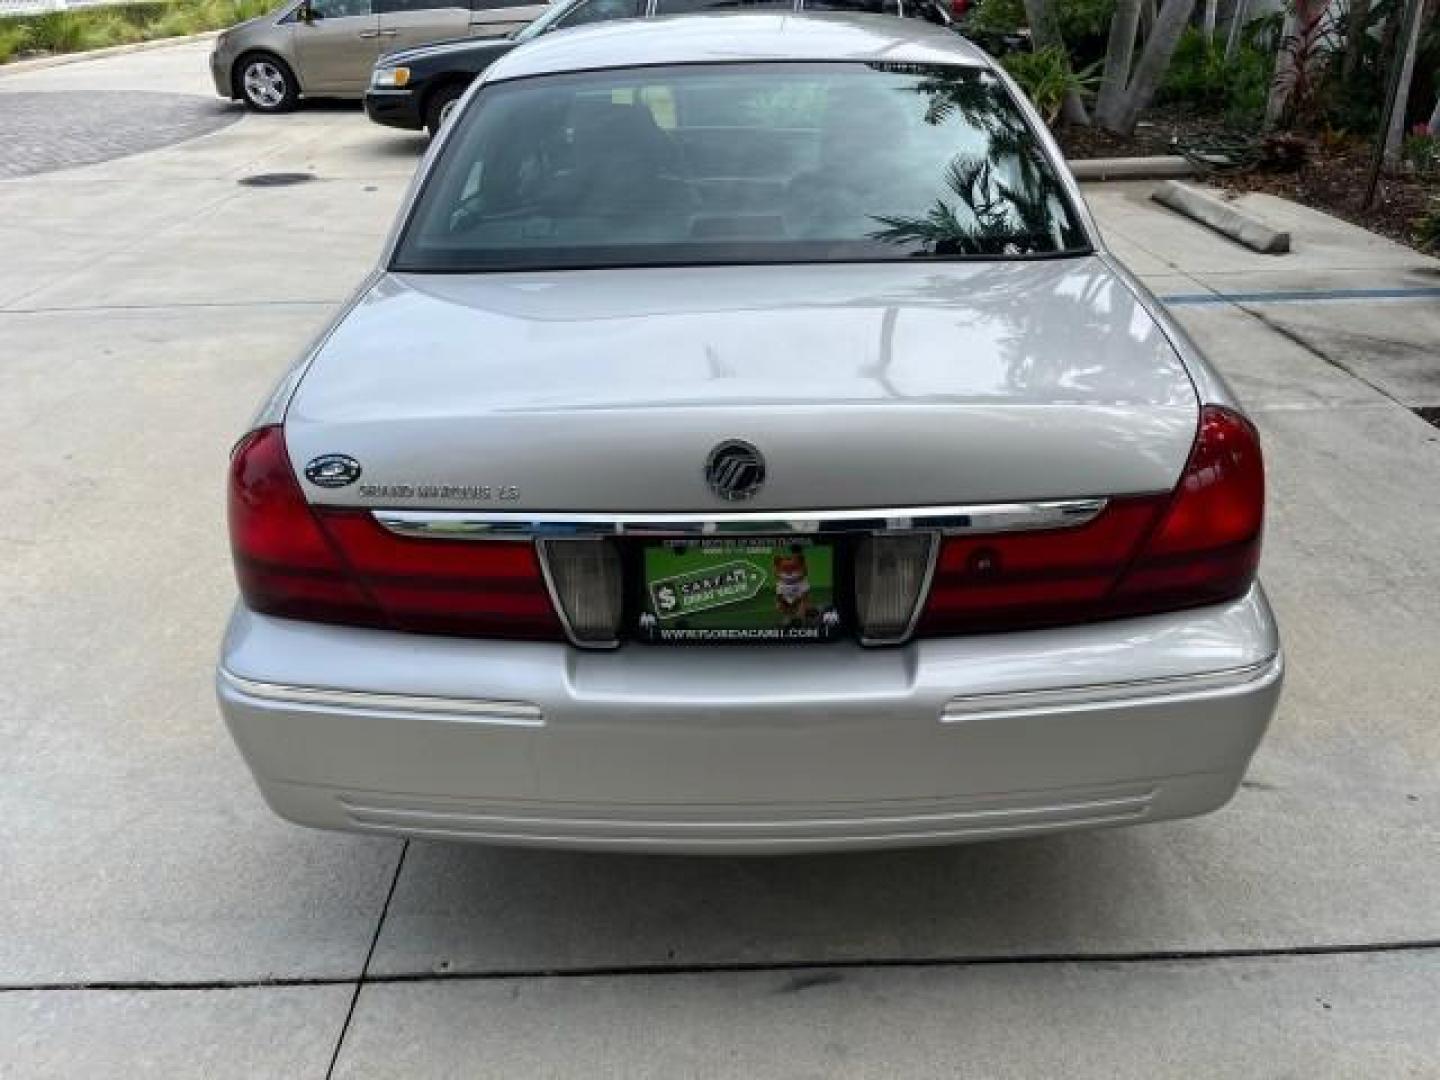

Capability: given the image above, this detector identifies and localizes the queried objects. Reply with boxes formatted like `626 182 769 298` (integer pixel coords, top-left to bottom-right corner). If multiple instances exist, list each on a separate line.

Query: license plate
638 538 843 643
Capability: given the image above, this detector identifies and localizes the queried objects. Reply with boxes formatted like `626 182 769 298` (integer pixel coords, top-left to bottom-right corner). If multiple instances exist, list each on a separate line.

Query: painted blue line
1160 286 1440 306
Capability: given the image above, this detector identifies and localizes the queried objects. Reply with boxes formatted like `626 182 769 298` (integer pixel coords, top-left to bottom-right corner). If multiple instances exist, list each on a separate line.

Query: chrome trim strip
217 669 545 726
372 499 1108 541
338 790 1155 834
941 654 1283 724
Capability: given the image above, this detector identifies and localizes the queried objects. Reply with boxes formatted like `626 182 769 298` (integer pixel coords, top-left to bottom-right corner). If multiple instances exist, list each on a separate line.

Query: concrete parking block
0 984 350 1080
333 952 1440 1079
1152 181 1291 254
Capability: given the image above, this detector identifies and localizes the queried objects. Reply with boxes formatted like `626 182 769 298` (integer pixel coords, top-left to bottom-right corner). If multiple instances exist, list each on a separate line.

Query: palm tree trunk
1264 6 1298 127
1097 0 1143 126
1224 0 1250 61
1099 0 1198 134
1202 0 1219 42
1383 0 1426 164
1140 0 1157 37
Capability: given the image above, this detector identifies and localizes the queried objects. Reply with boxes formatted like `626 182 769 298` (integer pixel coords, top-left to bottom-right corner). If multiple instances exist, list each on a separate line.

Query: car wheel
237 54 299 113
425 84 465 137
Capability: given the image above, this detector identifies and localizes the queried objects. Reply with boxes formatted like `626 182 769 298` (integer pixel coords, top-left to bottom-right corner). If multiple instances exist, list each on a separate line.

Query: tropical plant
0 21 28 63
23 11 97 53
1402 126 1440 174
970 0 1115 49
1267 0 1342 129
1161 26 1274 127
1003 45 1101 122
1019 0 1094 123
1413 198 1440 250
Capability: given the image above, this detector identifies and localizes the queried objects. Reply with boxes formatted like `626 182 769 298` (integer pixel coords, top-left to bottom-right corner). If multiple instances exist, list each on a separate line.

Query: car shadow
369 825 1195 974
369 133 429 158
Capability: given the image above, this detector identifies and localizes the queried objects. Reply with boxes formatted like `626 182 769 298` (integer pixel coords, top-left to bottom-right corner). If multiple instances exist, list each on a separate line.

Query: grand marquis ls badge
304 453 362 489
704 440 765 501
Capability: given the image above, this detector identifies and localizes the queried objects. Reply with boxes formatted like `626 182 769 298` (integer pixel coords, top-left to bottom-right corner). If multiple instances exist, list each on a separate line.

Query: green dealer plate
638 538 843 643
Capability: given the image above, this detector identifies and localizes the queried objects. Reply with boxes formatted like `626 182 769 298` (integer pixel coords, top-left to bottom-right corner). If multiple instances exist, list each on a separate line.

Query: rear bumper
216 587 1283 853
364 89 424 130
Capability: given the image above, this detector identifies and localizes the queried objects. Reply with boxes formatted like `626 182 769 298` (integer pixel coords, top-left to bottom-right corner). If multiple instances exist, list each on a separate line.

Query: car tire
236 53 299 113
425 83 466 137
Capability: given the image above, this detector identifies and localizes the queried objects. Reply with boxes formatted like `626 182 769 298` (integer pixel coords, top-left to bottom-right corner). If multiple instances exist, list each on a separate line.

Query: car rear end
217 17 1282 852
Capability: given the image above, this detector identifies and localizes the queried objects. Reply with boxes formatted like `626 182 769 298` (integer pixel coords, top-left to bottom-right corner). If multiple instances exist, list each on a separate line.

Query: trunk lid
286 259 1197 511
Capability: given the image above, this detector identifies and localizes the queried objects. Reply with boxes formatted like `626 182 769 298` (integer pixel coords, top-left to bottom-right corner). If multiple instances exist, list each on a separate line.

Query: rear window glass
393 62 1090 272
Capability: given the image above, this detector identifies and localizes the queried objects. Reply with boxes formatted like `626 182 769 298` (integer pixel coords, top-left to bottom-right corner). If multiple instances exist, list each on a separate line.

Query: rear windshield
392 62 1090 272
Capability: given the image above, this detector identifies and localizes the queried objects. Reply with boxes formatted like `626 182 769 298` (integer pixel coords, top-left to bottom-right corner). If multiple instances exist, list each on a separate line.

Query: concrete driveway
2 42 1438 1078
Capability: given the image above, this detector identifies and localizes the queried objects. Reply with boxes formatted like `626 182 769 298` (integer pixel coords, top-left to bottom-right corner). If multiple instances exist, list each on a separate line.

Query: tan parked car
210 0 549 111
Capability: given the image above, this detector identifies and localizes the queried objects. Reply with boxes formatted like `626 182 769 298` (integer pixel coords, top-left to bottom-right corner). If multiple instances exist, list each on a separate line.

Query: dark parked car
365 0 952 134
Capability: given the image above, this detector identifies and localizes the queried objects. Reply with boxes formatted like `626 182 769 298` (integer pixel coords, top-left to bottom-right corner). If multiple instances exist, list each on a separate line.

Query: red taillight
315 511 563 639
1110 405 1264 615
228 426 382 628
916 406 1264 636
227 426 564 640
950 0 970 17
915 496 1167 635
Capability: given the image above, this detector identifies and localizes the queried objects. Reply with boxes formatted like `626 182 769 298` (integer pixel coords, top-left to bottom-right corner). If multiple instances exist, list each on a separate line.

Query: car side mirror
298 1 317 22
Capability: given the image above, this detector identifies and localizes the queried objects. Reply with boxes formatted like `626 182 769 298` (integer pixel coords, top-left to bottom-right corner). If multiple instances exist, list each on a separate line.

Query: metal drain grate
238 172 316 187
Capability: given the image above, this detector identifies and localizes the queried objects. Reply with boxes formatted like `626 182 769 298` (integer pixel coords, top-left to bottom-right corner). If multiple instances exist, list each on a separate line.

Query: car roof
482 12 993 84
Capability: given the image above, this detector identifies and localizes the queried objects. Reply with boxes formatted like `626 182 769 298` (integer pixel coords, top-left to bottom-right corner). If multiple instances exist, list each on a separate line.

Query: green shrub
968 0 1026 36
0 0 275 63
0 21 29 63
23 10 95 53
83 10 148 46
1160 26 1272 128
1002 46 1099 123
1403 129 1440 178
1413 199 1440 252
971 0 1114 43
145 2 205 38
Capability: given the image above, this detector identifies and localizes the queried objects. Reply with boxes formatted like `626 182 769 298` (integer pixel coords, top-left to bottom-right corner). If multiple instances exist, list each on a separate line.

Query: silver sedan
217 13 1283 852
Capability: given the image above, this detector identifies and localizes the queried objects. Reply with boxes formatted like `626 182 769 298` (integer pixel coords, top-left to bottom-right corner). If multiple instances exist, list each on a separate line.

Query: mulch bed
1056 105 1235 160
1056 107 1439 255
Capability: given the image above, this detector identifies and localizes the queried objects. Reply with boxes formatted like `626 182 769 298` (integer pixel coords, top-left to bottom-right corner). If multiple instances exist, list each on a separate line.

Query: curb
0 29 218 77
1068 156 1198 182
1151 180 1291 255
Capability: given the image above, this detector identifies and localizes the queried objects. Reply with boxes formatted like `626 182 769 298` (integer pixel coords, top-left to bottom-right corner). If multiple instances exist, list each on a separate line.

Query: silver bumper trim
217 669 544 727
371 498 1109 540
942 654 1284 723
